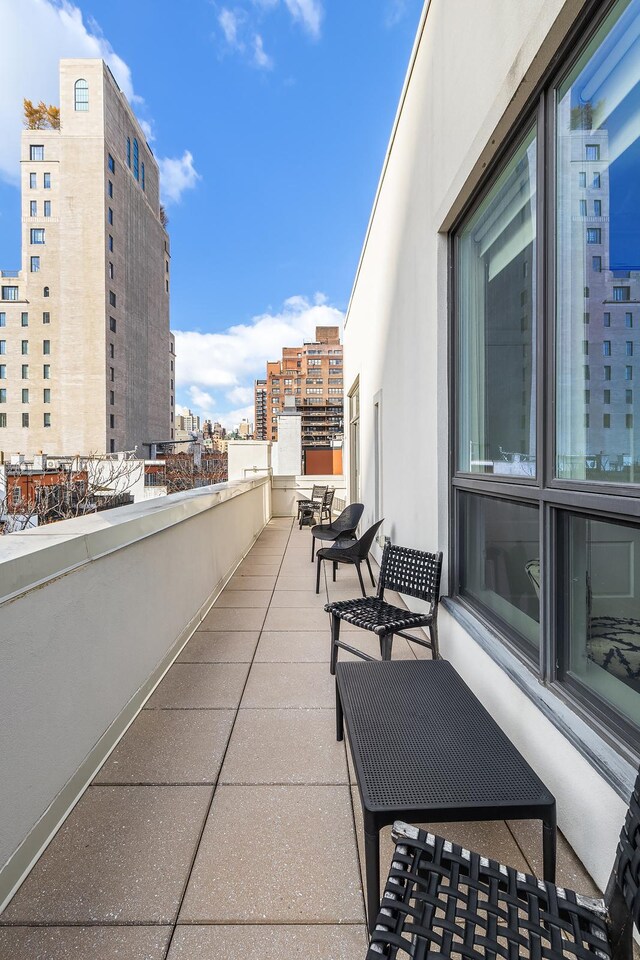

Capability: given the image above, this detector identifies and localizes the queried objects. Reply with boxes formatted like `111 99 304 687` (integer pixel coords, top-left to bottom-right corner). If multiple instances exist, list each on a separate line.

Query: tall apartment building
0 59 171 457
256 326 343 449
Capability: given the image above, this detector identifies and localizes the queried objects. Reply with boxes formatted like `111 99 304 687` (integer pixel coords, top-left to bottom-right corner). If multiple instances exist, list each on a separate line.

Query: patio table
335 659 557 930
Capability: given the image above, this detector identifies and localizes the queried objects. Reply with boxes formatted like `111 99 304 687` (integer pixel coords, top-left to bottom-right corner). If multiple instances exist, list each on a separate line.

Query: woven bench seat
323 596 432 636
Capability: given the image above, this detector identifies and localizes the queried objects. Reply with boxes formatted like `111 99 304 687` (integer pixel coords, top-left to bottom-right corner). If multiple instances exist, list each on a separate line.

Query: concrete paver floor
0 518 599 959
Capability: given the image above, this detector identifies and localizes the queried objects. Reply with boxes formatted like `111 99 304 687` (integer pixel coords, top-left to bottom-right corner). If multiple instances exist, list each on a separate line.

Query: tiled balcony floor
0 518 600 960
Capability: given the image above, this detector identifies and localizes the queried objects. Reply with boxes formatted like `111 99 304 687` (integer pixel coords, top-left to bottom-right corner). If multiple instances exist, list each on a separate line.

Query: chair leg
316 556 322 594
379 632 393 660
365 556 376 587
355 562 366 597
332 560 337 582
330 615 341 675
430 619 440 660
311 536 315 562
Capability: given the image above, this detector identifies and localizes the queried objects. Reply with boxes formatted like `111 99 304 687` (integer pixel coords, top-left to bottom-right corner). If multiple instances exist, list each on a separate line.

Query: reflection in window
459 492 540 658
561 513 640 733
457 125 537 475
556 0 640 482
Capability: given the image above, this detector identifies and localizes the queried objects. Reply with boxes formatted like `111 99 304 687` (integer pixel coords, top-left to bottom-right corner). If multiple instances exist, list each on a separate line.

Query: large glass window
453 0 640 756
560 513 640 735
74 79 89 111
457 125 537 476
458 492 540 658
556 0 640 482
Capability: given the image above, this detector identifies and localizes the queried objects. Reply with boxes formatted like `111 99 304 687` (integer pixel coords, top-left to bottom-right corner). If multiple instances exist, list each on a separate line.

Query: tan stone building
256 326 343 450
0 59 171 457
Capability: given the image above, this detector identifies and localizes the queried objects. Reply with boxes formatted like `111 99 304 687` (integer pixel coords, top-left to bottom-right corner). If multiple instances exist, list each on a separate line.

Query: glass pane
459 492 540 657
457 125 537 475
556 0 640 482
562 513 640 732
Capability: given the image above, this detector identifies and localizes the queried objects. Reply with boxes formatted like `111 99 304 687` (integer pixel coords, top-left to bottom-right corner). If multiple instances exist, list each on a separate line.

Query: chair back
321 488 335 515
337 519 383 560
332 502 364 535
378 539 443 606
311 484 327 501
607 768 640 941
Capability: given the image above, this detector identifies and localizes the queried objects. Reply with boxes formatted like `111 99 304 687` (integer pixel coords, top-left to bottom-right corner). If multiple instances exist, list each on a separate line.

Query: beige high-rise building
0 59 171 457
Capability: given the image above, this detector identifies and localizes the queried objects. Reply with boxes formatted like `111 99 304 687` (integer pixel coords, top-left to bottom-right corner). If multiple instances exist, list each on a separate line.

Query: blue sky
0 0 423 428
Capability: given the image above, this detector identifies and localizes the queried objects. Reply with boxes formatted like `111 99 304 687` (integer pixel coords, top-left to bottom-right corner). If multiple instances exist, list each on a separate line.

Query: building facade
256 325 343 451
0 59 171 457
345 0 640 889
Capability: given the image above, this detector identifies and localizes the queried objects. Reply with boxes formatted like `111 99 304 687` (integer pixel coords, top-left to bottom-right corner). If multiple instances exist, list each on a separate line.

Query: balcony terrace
0 479 603 958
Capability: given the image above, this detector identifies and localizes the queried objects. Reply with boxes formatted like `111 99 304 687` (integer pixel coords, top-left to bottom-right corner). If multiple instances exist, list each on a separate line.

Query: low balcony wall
0 476 271 908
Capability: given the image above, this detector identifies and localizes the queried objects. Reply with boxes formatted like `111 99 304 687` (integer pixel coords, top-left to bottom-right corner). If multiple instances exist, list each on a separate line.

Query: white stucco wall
344 0 633 888
0 477 270 907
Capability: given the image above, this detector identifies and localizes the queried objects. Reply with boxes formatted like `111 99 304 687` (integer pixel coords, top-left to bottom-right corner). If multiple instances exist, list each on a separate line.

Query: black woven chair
316 519 383 597
325 539 443 675
366 769 640 960
319 487 335 523
310 502 365 561
296 484 327 528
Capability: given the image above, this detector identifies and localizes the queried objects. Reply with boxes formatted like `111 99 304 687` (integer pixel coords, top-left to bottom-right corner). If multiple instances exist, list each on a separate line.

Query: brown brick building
254 326 343 451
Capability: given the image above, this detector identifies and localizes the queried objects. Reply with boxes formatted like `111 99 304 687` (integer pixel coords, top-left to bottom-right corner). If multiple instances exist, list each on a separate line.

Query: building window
126 137 131 168
108 180 113 198
626 313 633 328
30 228 45 244
21 389 28 404
108 153 115 173
594 199 602 216
0 413 6 428
109 366 114 381
593 172 601 188
110 414 115 428
133 138 139 180
453 0 640 750
613 286 631 301
0 313 4 327
43 173 50 189
74 79 89 111
29 173 36 189
627 389 633 404
43 286 49 297
0 341 5 356
43 364 50 379
108 235 113 252
141 162 145 191
110 391 114 405
109 317 116 333
109 291 116 307
579 199 587 216
0 389 5 403
1 287 18 300
43 412 51 427
108 262 114 279
30 257 40 272
0 367 5 381
44 200 51 217
30 145 44 161
22 412 29 428
109 343 114 358
21 312 28 327
110 439 115 453
43 340 50 355
30 200 37 216
108 207 113 225
43 312 50 324
578 171 586 187
21 341 28 355
43 388 50 403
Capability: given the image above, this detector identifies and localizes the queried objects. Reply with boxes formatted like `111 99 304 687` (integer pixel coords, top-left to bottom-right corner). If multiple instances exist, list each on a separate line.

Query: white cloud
174 294 343 391
283 0 323 38
226 385 254 405
139 118 155 143
158 151 201 205
385 0 409 27
219 7 244 47
189 385 215 410
253 34 273 69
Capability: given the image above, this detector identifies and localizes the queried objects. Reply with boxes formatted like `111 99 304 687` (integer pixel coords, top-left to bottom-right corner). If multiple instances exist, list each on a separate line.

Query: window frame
449 0 640 765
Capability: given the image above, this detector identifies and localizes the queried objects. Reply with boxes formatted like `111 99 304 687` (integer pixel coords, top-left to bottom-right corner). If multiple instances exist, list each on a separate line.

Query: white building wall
344 0 631 889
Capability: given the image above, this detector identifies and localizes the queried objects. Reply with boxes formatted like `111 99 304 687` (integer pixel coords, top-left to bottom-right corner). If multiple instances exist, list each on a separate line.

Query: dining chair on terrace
310 502 364 561
315 519 383 597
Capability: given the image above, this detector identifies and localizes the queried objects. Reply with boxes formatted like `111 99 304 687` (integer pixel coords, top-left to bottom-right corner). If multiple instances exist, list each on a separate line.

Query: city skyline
0 0 424 430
